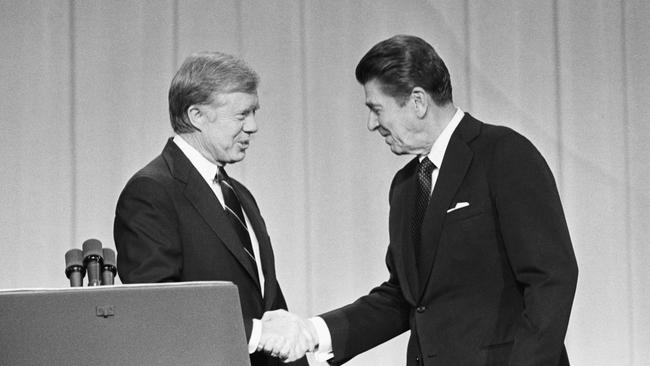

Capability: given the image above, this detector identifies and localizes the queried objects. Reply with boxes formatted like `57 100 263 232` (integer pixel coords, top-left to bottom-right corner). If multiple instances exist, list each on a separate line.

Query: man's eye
237 110 254 120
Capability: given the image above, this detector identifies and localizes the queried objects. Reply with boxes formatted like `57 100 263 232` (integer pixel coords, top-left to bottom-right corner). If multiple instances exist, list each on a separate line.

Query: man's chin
388 144 407 155
225 152 247 164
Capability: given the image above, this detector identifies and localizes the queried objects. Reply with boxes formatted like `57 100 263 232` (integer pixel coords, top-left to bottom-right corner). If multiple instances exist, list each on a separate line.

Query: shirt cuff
248 318 262 354
309 316 334 362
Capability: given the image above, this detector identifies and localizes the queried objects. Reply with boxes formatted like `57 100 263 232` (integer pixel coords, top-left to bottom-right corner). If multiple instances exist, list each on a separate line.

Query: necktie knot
215 166 229 184
417 157 436 179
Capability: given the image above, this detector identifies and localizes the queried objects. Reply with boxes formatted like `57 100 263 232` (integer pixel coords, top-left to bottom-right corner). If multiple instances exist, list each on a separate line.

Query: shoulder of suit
388 157 419 198
468 122 545 170
394 156 419 179
479 123 535 148
463 117 533 149
122 154 177 192
132 154 168 179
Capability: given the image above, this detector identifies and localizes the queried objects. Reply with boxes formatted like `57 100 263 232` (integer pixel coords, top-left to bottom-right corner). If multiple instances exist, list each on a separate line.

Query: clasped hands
256 310 318 362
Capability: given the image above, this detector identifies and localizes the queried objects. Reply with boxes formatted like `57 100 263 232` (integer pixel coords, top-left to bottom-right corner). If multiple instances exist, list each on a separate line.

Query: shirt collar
422 108 464 168
173 135 220 183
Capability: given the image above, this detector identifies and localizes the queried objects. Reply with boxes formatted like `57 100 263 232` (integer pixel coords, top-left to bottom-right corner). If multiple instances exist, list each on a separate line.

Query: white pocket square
447 202 469 213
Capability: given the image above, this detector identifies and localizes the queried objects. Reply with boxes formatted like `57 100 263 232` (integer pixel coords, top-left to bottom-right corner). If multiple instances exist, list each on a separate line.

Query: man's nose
243 114 258 134
367 112 379 131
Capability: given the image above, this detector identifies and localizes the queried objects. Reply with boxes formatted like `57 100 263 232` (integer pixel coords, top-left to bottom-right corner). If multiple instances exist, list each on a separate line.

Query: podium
0 281 251 366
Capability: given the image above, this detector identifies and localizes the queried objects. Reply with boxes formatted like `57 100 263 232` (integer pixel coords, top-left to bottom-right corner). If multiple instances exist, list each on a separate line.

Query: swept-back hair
355 35 452 106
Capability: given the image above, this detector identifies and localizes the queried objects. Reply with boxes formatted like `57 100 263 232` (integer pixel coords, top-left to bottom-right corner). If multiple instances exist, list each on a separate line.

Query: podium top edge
0 281 236 295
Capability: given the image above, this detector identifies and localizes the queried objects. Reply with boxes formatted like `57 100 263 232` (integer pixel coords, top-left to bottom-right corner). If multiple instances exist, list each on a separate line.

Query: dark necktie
412 157 436 263
215 167 256 261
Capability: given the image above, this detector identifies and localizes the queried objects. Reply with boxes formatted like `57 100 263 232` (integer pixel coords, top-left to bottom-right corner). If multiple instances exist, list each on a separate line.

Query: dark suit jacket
321 114 578 366
114 138 307 366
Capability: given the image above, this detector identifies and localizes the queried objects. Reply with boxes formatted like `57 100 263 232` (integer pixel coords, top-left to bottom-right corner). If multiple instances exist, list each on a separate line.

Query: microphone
101 248 117 285
82 239 104 286
65 249 86 287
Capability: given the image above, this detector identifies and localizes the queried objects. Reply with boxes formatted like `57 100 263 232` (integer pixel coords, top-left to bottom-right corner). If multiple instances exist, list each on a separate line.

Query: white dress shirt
421 107 465 192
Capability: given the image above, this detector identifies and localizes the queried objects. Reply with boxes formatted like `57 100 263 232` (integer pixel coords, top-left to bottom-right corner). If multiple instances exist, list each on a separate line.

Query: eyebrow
240 103 260 114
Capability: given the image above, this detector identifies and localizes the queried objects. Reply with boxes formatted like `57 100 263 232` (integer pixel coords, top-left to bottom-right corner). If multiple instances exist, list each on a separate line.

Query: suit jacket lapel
417 116 478 299
389 159 420 304
162 140 262 291
236 181 279 307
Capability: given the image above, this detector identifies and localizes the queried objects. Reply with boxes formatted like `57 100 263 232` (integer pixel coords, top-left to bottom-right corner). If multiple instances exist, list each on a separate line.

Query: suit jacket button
416 306 426 313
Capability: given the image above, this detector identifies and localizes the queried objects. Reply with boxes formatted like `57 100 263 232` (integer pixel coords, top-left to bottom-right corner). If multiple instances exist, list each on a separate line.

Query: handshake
256 310 322 363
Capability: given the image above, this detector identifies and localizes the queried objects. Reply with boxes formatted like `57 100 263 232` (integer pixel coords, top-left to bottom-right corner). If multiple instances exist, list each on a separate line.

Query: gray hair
168 52 260 133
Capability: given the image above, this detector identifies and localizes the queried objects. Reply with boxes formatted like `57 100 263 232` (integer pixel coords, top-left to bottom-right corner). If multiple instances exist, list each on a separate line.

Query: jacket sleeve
319 245 411 365
114 176 182 283
489 131 578 366
319 167 414 365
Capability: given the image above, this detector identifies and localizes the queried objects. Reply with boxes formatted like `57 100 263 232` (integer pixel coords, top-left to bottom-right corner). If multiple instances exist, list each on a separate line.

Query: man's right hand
256 309 318 362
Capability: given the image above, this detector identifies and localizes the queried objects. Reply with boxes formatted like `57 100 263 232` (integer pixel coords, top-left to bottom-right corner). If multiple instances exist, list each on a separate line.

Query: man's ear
186 105 204 129
411 87 428 119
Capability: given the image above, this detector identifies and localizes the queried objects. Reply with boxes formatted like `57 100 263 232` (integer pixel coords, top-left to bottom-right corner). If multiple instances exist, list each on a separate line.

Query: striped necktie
215 166 256 261
412 157 436 264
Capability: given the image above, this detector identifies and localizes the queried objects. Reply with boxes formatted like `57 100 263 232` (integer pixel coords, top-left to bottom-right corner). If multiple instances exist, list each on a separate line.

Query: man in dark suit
114 52 310 366
261 35 579 365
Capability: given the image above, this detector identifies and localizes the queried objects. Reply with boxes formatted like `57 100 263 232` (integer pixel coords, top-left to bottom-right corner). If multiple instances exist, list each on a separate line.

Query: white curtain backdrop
1 1 648 365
